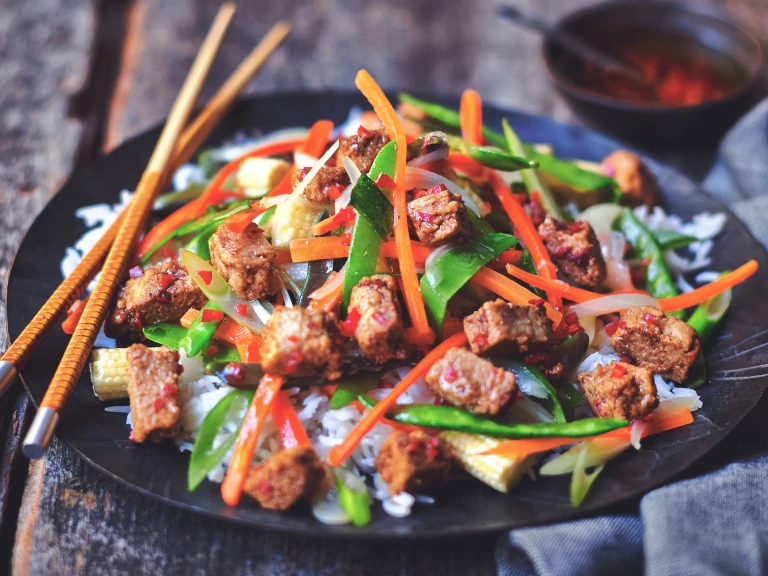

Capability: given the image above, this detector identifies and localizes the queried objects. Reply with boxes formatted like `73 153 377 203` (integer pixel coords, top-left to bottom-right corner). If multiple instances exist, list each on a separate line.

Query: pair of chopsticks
9 4 290 458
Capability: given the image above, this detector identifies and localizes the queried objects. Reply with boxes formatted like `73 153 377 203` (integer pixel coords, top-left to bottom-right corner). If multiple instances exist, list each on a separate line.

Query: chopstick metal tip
23 407 59 459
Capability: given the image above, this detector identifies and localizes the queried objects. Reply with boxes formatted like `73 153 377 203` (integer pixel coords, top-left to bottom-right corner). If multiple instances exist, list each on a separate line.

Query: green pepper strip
420 232 518 334
358 396 626 438
448 136 536 172
184 220 219 261
342 142 397 310
143 323 187 349
139 198 252 266
188 389 254 491
517 248 546 298
616 209 683 318
334 469 371 527
255 206 276 228
330 373 382 409
653 229 698 252
398 93 619 198
502 119 564 219
501 361 566 423
180 302 223 357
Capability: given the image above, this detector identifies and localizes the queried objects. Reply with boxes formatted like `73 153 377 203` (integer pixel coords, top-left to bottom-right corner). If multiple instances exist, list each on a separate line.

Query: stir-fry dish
74 71 757 525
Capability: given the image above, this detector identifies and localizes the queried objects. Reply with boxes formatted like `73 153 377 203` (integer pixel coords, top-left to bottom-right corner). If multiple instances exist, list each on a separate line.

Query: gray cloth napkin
496 99 768 576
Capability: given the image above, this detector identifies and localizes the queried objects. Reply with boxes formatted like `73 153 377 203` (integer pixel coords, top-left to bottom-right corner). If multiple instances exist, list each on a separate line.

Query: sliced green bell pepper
448 136 536 172
142 323 187 349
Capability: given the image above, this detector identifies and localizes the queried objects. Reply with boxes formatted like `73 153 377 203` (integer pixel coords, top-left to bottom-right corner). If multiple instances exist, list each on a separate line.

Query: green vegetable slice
653 229 698 252
180 302 223 357
500 361 565 423
334 468 371 527
420 232 518 333
570 443 606 507
142 323 187 350
447 136 536 172
330 373 382 409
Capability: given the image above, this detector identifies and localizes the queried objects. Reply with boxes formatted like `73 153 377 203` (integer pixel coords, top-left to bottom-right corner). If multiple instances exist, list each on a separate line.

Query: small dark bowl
542 1 764 149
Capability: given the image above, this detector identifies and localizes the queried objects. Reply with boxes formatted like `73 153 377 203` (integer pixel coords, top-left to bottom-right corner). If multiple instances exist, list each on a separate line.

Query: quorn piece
348 274 408 364
293 165 350 203
260 306 344 380
578 361 658 420
406 189 473 247
106 259 207 340
244 446 331 510
375 430 452 495
602 149 660 208
337 127 390 173
209 222 280 301
426 348 519 416
463 299 552 356
611 306 701 383
537 217 607 289
126 344 182 443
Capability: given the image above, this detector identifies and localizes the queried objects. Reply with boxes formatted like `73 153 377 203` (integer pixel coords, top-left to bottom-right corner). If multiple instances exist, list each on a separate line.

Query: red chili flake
565 312 579 325
296 167 310 182
567 323 580 334
201 309 224 323
206 345 220 356
417 211 435 223
340 233 352 246
425 437 440 462
528 298 545 307
223 362 243 381
618 321 626 329
153 397 165 413
306 321 317 330
235 302 248 316
357 125 372 139
159 274 175 291
553 245 570 258
287 334 300 343
443 365 459 383
197 270 213 285
643 312 660 325
257 479 273 497
474 332 488 350
374 173 396 190
604 321 620 336
339 308 362 337
129 430 135 441
372 311 388 326
332 206 356 227
129 266 144 279
567 222 585 233
327 183 345 200
284 351 303 373
161 384 179 397
411 189 429 200
611 364 627 379
426 183 447 195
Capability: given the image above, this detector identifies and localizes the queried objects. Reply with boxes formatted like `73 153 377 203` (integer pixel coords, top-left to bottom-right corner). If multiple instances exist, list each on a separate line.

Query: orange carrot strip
355 70 434 343
180 308 198 329
312 214 340 236
307 269 344 300
460 89 484 145
659 260 758 312
271 391 311 449
487 170 563 308
472 267 562 326
138 138 304 257
301 119 335 157
505 264 599 303
274 250 292 265
379 240 430 263
224 205 266 234
265 167 295 198
328 332 469 466
221 375 284 506
62 293 92 334
289 236 349 262
447 152 487 181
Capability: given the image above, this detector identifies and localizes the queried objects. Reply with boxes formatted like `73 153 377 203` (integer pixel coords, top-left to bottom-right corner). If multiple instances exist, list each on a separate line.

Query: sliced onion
291 141 340 200
568 293 660 318
580 204 625 236
540 437 631 476
341 155 361 185
506 396 555 423
312 491 350 525
405 166 484 217
334 183 354 213
512 370 549 399
423 243 452 272
382 492 415 517
208 129 309 163
656 395 700 414
580 315 597 345
599 231 634 291
251 299 273 324
629 420 647 450
407 147 449 167
294 150 318 169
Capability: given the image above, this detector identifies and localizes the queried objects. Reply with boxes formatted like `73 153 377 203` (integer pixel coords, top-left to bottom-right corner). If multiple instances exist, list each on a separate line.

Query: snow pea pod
357 396 627 438
184 220 219 261
495 360 566 423
330 373 382 409
615 209 683 318
334 468 371 527
180 302 223 357
448 136 536 172
653 229 698 252
142 323 187 350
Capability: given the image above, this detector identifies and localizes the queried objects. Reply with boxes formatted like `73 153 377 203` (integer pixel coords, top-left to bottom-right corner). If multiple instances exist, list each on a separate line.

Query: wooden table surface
1 0 766 574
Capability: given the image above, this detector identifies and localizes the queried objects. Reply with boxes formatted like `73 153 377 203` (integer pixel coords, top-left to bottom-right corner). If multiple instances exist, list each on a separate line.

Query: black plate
7 93 768 538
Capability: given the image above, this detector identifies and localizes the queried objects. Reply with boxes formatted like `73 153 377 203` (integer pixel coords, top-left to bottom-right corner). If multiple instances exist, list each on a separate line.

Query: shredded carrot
62 293 92 334
493 250 523 267
301 120 335 157
487 170 563 308
311 214 342 237
244 336 261 363
447 152 487 181
180 308 198 329
505 264 599 303
307 269 344 301
482 404 694 458
659 260 758 312
138 138 305 258
307 268 345 313
355 70 434 343
328 331 468 466
472 267 562 326
460 89 484 145
221 375 284 506
271 391 311 449
224 205 265 234
290 237 349 262
214 318 252 347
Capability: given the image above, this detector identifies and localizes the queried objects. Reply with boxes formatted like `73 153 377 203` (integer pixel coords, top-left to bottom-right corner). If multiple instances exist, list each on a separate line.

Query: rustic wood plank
9 0 768 574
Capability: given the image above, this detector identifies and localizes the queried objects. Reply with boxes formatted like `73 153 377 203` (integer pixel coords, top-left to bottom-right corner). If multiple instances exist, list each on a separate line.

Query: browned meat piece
209 223 280 301
375 430 452 495
337 127 390 173
602 149 660 208
538 217 607 289
578 361 658 421
463 299 552 356
406 189 473 247
244 446 331 510
426 348 519 416
260 306 344 380
348 275 408 364
126 344 181 443
106 259 207 340
611 306 700 382
293 166 350 203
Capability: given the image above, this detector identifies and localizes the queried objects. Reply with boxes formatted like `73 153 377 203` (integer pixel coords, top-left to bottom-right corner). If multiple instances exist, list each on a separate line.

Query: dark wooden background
1 0 766 574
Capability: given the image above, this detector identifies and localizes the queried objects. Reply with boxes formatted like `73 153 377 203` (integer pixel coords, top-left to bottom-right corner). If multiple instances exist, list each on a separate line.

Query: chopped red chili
161 384 179 397
374 173 396 190
357 125 372 139
643 312 660 325
152 397 165 413
235 302 248 316
417 211 435 223
443 365 459 383
372 311 388 326
284 351 303 374
565 312 579 325
328 183 345 200
201 309 224 323
306 321 317 330
287 334 299 343
339 308 361 337
332 206 356 227
206 345 220 356
197 270 213 285
611 364 628 378
159 273 175 291
426 183 447 195
340 233 352 246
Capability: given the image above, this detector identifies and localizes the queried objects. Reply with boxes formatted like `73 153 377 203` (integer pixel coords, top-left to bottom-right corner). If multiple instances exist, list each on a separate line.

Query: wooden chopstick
0 20 290 403
22 3 236 458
